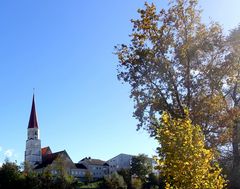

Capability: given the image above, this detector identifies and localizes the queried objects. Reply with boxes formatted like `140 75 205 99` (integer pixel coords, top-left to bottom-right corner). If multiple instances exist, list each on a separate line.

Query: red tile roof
41 147 52 157
28 95 39 129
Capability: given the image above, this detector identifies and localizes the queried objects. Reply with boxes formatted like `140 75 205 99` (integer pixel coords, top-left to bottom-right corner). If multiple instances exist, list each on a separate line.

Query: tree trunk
231 120 240 189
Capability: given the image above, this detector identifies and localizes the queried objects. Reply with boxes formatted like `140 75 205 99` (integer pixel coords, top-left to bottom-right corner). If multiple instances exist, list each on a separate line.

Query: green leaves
130 154 152 182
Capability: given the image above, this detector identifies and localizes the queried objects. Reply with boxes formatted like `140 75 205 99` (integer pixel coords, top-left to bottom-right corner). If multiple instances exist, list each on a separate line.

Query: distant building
79 157 109 179
24 95 107 180
71 163 87 180
107 153 158 175
107 153 133 173
35 148 75 174
24 95 155 180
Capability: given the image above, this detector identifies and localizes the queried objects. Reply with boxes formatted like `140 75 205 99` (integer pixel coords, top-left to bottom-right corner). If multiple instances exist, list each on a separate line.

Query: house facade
79 157 109 179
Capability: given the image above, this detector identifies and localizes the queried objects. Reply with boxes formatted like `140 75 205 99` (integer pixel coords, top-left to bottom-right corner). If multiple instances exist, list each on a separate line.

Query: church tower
25 95 42 166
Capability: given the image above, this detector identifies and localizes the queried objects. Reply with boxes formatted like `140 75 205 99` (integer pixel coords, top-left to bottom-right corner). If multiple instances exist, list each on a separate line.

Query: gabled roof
79 157 109 166
75 163 87 169
28 95 39 129
35 150 72 169
107 153 134 162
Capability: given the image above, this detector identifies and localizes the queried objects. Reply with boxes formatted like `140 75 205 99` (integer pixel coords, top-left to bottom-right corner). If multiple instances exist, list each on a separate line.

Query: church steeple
25 94 42 166
28 95 38 129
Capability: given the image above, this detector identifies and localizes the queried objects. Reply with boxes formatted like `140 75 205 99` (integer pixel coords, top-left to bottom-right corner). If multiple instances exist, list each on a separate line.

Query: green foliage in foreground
100 172 127 189
79 181 102 188
0 161 78 189
131 154 152 183
0 161 161 189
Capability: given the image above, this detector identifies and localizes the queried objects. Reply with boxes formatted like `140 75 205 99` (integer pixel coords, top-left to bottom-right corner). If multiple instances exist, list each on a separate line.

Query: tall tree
115 0 230 147
155 111 226 189
223 25 240 189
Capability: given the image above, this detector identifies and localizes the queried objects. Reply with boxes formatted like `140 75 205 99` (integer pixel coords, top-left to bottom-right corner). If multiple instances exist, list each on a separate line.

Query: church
24 95 110 180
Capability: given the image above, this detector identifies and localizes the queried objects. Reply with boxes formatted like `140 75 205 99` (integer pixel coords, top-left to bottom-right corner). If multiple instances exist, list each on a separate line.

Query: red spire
28 95 39 129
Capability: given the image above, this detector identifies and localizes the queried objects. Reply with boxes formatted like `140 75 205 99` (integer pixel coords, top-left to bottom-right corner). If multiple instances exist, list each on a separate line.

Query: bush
131 178 142 189
101 172 127 189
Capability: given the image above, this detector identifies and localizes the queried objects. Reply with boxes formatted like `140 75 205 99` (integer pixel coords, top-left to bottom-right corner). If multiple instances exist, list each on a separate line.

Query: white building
25 95 42 167
71 163 87 179
79 157 109 179
107 153 133 174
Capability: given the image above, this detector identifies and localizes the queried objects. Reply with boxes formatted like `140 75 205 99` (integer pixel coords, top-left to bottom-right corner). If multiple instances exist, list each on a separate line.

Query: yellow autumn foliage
155 111 226 189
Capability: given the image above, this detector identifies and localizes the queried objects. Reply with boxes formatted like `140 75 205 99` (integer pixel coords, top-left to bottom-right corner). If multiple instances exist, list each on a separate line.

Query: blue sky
0 0 239 165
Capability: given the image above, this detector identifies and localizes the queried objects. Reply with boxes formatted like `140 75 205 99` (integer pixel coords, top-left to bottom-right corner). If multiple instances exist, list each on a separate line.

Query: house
107 153 158 175
35 148 75 175
71 163 87 180
79 157 109 179
107 153 133 173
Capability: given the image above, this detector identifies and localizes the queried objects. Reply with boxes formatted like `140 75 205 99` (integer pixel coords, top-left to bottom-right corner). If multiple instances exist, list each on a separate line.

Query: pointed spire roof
28 95 39 129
